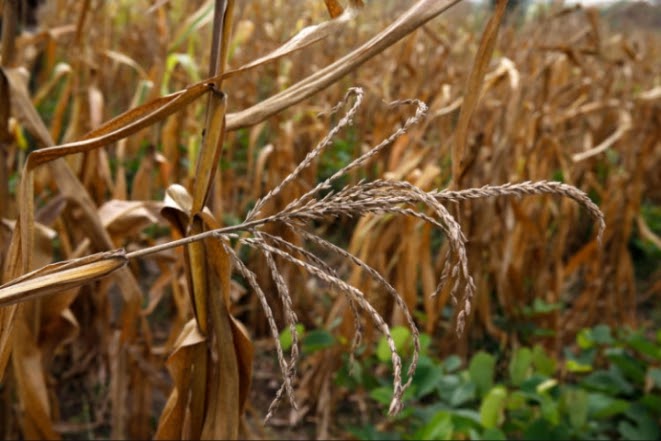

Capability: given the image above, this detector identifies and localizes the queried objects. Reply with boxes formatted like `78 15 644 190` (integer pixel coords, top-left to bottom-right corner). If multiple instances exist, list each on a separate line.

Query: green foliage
631 203 661 280
338 324 661 440
278 324 336 354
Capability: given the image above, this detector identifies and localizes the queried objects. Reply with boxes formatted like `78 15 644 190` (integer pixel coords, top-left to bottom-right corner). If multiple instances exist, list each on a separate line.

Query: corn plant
7 0 659 439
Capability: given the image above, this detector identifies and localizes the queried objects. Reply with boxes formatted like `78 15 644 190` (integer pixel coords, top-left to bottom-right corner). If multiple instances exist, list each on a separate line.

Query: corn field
0 0 659 439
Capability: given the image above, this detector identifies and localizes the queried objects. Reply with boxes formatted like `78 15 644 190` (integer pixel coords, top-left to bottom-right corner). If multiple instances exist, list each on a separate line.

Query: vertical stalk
451 0 508 188
1 0 18 67
208 0 228 81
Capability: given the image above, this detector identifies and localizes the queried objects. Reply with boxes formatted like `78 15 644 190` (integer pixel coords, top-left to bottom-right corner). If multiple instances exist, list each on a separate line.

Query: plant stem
125 215 277 260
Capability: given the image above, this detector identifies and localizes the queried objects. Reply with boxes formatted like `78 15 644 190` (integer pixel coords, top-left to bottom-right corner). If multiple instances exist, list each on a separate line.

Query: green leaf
443 355 463 373
347 425 400 441
469 351 496 397
449 409 482 428
581 367 634 395
480 386 507 429
419 333 432 355
519 374 551 395
577 328 594 350
161 53 201 95
482 428 506 440
618 421 656 441
369 387 393 406
279 324 305 351
535 378 557 394
411 356 444 398
437 374 461 403
531 345 556 376
566 359 593 373
648 367 661 389
592 325 614 345
606 348 647 384
414 411 454 440
523 419 569 440
302 329 335 353
587 392 630 419
625 332 661 360
506 390 527 411
640 394 661 414
376 326 411 362
566 345 597 366
539 393 560 425
562 388 589 430
532 298 562 314
509 347 532 386
449 382 476 407
619 404 660 440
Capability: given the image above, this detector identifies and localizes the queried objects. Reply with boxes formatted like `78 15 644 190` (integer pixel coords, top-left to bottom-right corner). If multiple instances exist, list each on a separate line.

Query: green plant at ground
339 324 661 440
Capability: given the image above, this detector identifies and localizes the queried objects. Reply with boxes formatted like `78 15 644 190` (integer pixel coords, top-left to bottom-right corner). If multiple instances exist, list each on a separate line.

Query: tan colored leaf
2 67 53 147
32 62 71 108
191 91 226 214
230 315 254 413
88 83 104 130
39 305 79 366
97 199 164 239
12 315 59 439
185 220 210 335
452 0 508 187
0 304 18 381
162 183 194 235
0 250 128 307
571 110 632 162
101 49 149 80
225 0 463 131
154 319 206 440
25 81 211 170
131 147 156 201
201 250 240 438
223 7 355 80
143 261 177 315
637 86 661 102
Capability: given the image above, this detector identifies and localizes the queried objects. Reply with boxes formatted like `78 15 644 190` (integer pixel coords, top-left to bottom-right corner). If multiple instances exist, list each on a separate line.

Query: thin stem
1 0 18 67
208 0 228 80
125 215 277 260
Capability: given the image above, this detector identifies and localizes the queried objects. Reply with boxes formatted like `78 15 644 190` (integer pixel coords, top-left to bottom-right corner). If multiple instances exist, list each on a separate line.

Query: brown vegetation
0 0 658 439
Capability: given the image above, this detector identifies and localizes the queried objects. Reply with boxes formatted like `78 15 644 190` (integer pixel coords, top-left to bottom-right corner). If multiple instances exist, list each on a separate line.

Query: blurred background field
0 0 659 439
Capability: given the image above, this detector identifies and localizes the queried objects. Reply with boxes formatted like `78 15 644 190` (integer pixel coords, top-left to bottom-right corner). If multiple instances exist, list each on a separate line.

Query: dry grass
0 0 658 439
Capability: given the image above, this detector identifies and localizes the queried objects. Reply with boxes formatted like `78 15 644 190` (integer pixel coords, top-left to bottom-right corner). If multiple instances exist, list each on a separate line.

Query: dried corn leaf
162 183 195 235
25 81 211 170
12 316 60 439
186 220 210 334
97 199 164 238
2 67 52 149
101 49 150 80
0 250 127 307
191 90 227 214
154 319 206 440
200 237 243 439
223 6 355 80
452 0 508 186
225 0 463 130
